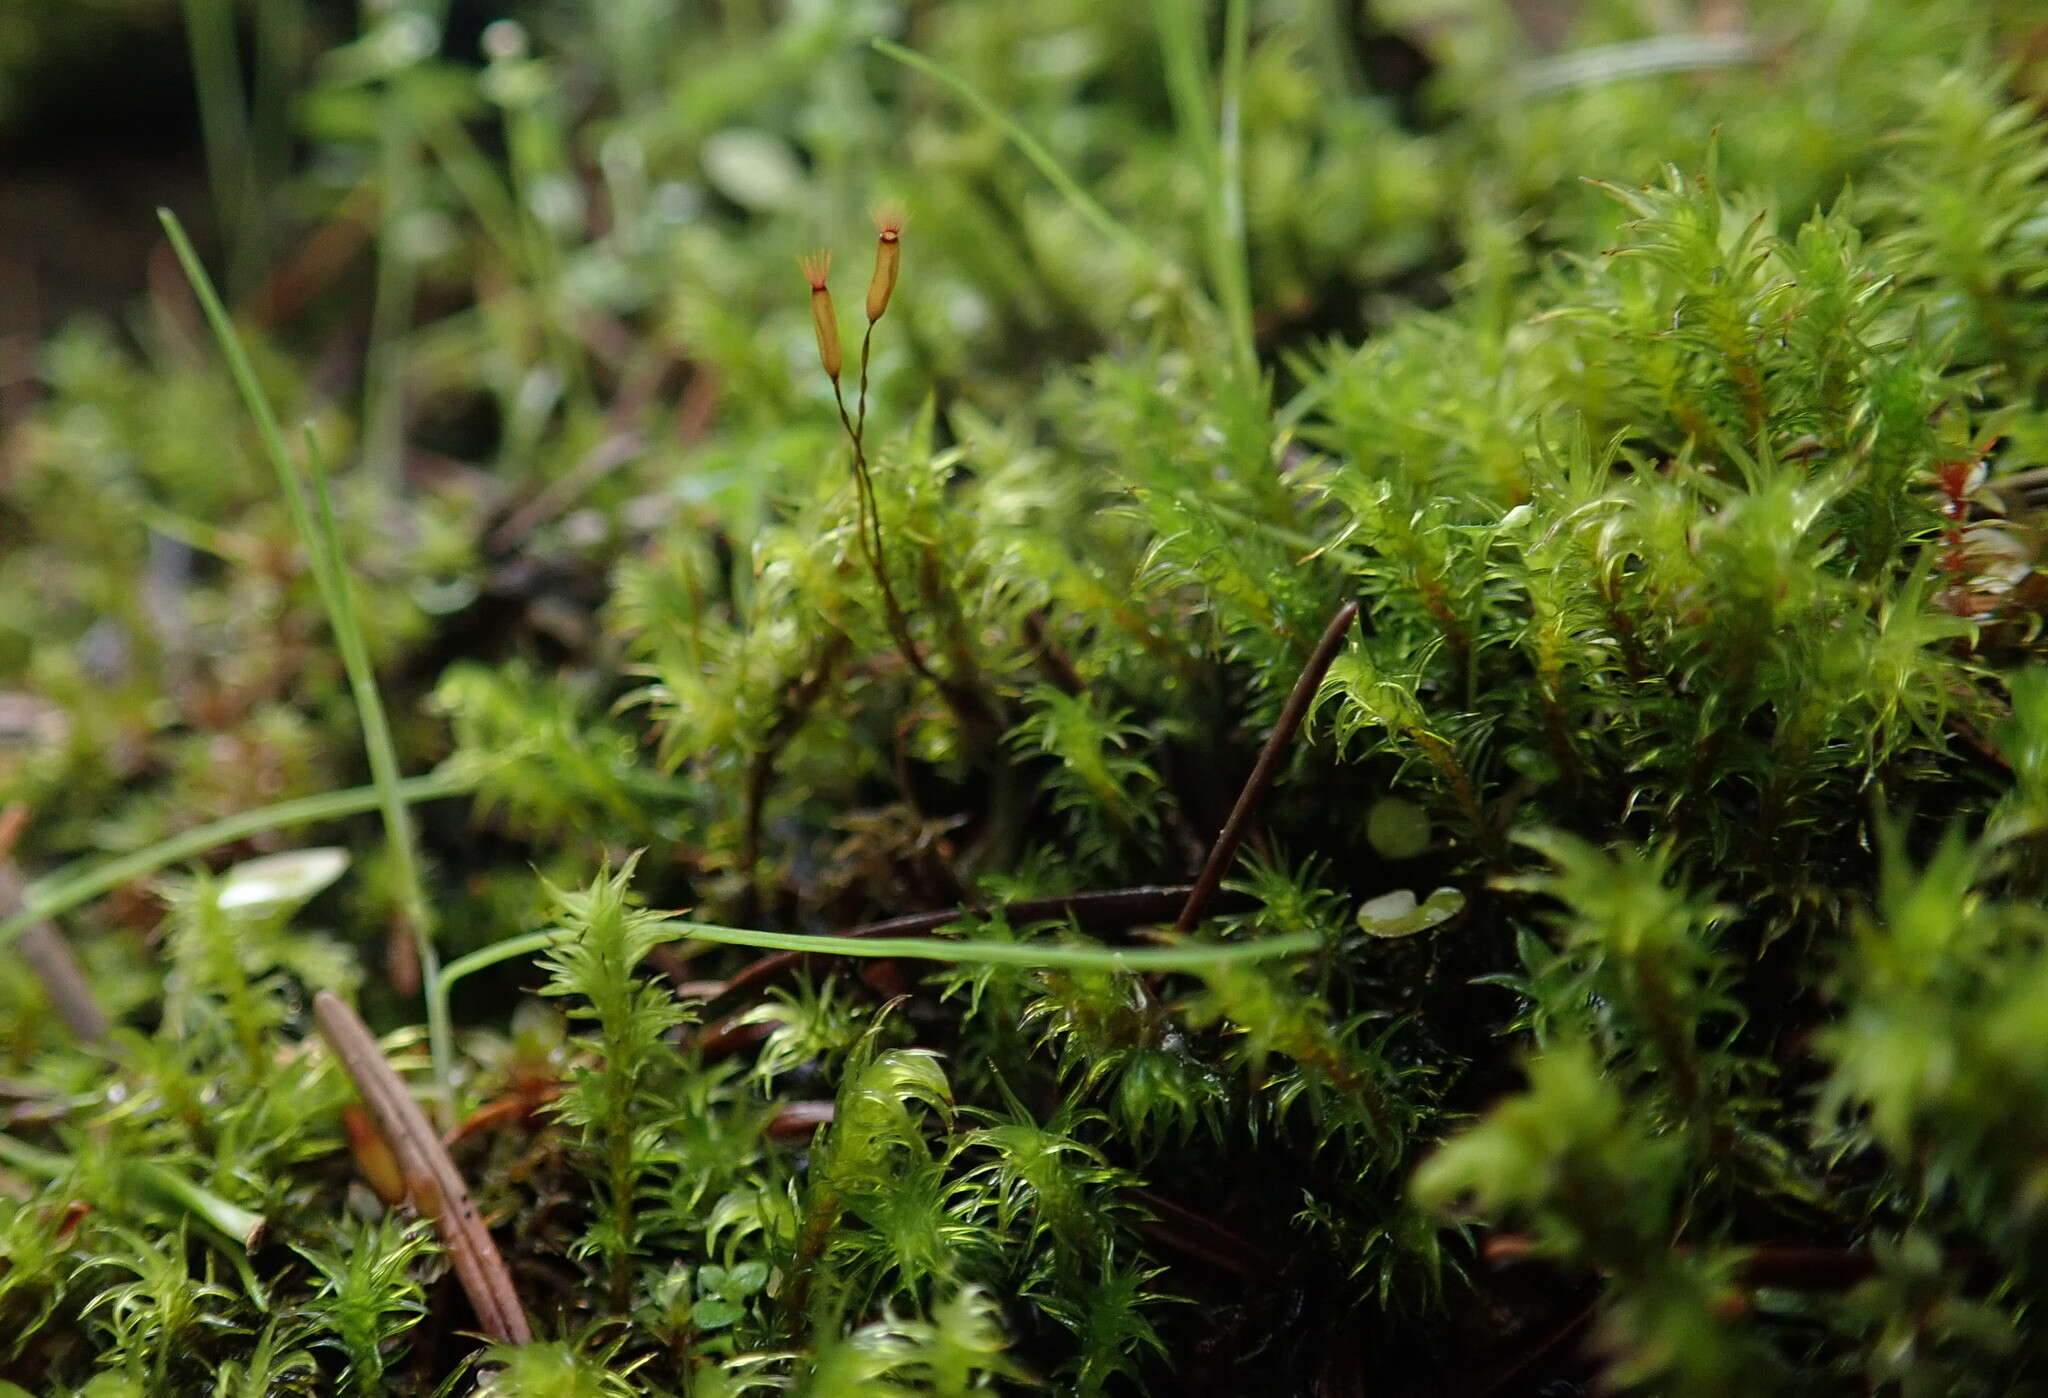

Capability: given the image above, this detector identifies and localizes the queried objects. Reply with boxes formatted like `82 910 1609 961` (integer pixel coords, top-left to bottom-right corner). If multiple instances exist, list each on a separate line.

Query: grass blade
158 208 451 1120
0 771 475 951
179 0 259 286
1152 0 1257 384
0 1135 267 1250
667 919 1321 971
429 927 567 1052
871 37 1149 262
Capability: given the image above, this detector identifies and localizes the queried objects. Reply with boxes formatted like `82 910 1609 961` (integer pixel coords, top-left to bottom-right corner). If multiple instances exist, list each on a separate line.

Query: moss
4 1 2048 1393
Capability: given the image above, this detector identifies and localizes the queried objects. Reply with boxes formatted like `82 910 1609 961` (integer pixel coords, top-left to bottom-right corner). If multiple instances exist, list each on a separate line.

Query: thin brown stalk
827 311 1006 752
1126 1186 1275 1280
831 374 1001 749
832 382 934 685
1023 610 1085 696
856 323 878 439
1175 599 1362 932
249 177 377 326
0 807 109 1044
486 431 642 554
10 917 109 1045
313 990 532 1344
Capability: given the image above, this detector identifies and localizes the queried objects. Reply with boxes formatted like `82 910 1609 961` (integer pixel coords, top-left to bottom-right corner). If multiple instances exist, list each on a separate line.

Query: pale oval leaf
217 847 351 913
1358 886 1466 938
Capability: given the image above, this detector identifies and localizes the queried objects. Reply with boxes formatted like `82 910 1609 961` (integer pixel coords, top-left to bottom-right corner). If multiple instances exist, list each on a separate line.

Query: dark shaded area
0 10 197 163
0 0 523 339
0 9 206 341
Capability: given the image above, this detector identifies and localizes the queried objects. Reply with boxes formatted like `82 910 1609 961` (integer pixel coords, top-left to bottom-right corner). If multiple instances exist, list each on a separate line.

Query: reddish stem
1175 600 1362 932
314 991 532 1344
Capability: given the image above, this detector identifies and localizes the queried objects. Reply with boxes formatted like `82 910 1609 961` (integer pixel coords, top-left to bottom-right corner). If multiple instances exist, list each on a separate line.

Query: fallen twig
314 991 532 1344
1469 1299 1597 1398
767 1101 836 1140
0 806 109 1044
694 1017 776 1063
1127 1187 1275 1281
6 897 109 1046
1176 599 1362 932
250 178 377 327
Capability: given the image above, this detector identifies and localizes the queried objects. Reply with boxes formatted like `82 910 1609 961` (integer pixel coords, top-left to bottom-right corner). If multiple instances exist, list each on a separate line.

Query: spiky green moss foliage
293 1218 434 1396
0 878 353 1388
1311 171 1984 898
539 860 693 1309
8 1 2048 1394
1421 795 2048 1396
1414 1041 1775 1397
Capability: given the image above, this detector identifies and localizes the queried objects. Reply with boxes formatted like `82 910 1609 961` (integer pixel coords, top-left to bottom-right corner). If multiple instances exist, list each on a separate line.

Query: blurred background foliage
6 0 2042 937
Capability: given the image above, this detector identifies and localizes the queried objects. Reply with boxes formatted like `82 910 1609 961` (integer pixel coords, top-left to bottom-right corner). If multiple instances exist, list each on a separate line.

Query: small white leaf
217 847 351 913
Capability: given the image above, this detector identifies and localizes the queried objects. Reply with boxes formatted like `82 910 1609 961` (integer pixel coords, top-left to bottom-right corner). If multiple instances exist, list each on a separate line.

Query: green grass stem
429 927 568 1047
1152 0 1258 385
0 771 474 950
871 38 1150 263
179 0 260 288
299 425 454 1116
112 204 447 1121
0 1133 266 1250
666 920 1321 971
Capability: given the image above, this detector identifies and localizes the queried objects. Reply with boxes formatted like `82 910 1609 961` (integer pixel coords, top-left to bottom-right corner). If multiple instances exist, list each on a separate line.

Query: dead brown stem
767 1101 837 1140
486 431 643 555
1023 610 1085 696
0 807 109 1044
1175 599 1362 932
313 990 532 1344
1126 1187 1275 1281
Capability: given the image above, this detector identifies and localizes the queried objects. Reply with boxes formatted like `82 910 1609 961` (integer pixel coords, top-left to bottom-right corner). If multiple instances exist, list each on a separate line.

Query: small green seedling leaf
692 1295 746 1330
1357 887 1466 938
723 1260 769 1296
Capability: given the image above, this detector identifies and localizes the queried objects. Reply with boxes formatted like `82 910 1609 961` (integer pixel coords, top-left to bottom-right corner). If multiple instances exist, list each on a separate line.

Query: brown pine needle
0 806 110 1045
1176 599 1363 933
314 991 532 1344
